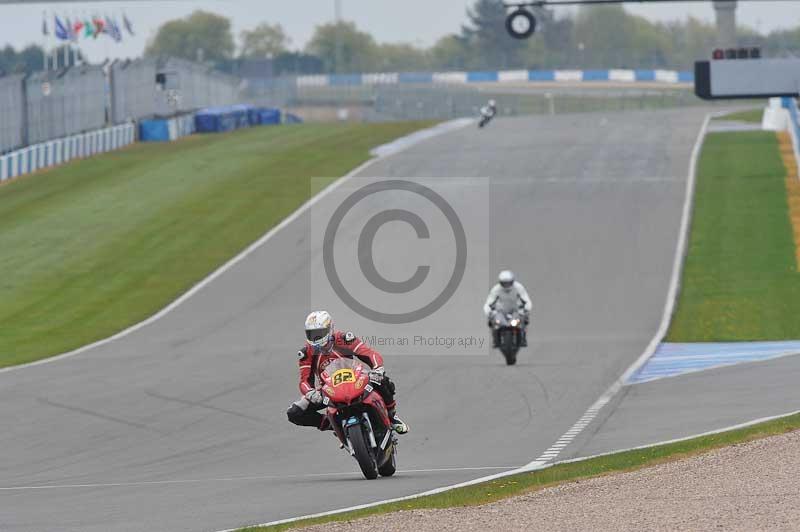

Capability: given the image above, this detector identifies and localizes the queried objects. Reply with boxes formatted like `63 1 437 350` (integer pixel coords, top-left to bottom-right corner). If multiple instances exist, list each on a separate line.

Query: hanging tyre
506 9 537 39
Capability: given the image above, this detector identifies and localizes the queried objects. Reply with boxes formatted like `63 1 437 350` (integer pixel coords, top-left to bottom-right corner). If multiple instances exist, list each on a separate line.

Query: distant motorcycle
320 358 397 479
491 309 526 365
478 100 497 128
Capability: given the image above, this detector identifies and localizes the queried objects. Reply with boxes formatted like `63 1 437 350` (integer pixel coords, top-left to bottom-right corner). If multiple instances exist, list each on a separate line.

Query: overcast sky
1 1 798 62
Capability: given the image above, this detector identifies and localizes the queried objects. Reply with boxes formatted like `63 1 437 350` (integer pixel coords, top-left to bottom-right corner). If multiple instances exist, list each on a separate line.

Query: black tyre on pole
506 9 536 40
348 424 378 479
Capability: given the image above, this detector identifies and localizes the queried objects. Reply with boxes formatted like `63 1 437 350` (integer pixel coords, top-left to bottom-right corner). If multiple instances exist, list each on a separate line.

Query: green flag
84 18 94 38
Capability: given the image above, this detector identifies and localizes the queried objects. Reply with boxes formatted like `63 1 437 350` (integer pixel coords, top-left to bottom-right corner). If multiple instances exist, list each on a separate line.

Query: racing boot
520 329 528 347
492 329 500 348
389 410 409 434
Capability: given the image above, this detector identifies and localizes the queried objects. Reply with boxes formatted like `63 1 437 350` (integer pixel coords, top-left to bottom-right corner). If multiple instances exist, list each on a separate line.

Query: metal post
334 0 342 75
713 0 738 49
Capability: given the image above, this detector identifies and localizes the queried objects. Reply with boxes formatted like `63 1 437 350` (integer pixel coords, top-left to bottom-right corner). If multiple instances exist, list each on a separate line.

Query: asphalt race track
0 109 722 532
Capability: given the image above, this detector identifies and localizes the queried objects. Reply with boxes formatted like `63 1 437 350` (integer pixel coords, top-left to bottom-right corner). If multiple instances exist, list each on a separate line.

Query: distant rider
482 99 497 118
286 310 409 434
483 270 532 348
479 99 497 126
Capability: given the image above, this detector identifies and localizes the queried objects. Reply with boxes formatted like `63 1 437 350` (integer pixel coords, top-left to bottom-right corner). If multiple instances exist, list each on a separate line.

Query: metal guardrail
0 123 135 182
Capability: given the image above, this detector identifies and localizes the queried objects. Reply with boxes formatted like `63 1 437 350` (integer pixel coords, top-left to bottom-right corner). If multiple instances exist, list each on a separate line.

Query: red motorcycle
320 358 397 479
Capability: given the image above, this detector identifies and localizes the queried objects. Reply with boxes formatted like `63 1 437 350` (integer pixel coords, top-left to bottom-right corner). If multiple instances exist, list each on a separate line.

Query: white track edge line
521 113 711 468
0 119 473 376
217 408 800 532
215 113 714 532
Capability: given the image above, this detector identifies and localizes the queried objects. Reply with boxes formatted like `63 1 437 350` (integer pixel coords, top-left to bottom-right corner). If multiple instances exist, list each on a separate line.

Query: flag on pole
54 15 69 41
84 18 94 38
65 18 77 42
73 19 84 38
42 12 49 36
105 16 122 42
122 14 135 36
92 16 105 38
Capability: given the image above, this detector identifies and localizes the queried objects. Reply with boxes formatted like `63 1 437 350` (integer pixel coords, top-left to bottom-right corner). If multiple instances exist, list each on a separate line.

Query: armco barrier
0 123 135 182
783 97 800 169
296 68 693 87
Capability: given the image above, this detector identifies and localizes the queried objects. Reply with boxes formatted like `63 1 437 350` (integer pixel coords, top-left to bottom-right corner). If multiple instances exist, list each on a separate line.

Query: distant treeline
3 1 799 76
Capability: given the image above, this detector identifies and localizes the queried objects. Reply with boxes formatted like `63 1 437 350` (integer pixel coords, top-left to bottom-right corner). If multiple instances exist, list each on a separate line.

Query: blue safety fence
194 105 282 134
297 68 693 87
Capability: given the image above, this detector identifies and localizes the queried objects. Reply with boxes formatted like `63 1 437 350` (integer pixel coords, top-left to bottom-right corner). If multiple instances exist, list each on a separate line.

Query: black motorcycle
491 309 525 365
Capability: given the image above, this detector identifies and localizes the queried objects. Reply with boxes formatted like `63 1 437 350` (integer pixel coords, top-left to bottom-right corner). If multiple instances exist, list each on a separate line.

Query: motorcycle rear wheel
348 424 379 479
378 444 397 477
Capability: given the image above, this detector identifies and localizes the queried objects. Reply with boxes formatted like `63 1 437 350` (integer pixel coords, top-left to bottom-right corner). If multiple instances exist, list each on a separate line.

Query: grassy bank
714 108 764 123
667 131 799 341
0 121 432 367
241 412 800 531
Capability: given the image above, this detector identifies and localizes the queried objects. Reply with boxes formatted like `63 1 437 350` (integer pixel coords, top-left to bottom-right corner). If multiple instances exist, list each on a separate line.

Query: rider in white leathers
483 270 532 348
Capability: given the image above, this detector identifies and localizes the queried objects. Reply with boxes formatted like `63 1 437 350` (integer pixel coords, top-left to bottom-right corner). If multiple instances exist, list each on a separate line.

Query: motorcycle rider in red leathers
286 310 409 434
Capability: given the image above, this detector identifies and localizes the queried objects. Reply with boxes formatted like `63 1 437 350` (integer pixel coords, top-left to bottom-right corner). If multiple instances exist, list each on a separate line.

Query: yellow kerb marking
779 131 800 270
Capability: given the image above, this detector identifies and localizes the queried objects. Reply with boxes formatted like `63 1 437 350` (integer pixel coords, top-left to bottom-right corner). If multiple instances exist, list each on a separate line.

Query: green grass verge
714 108 764 123
0 121 432 367
667 131 799 341
241 412 800 531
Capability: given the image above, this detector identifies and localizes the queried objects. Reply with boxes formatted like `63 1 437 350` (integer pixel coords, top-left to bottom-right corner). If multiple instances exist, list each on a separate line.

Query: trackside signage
695 58 800 100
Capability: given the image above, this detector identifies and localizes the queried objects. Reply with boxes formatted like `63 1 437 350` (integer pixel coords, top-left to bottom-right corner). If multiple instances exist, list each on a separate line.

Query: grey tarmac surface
573 354 800 459
1 109 707 532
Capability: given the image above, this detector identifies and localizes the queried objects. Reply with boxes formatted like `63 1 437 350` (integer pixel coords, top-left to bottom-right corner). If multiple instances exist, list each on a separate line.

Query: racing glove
369 367 385 385
304 389 323 405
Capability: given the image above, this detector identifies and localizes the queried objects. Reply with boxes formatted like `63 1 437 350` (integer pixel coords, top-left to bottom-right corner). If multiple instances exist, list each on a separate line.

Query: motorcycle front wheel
348 424 379 479
500 330 518 365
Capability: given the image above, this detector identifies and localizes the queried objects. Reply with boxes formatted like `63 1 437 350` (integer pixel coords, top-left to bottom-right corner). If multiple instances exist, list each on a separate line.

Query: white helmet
498 270 514 289
304 310 333 350
489 99 497 107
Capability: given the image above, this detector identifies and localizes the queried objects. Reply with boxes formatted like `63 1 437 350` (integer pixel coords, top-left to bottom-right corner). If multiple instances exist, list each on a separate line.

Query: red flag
73 19 84 36
92 17 105 38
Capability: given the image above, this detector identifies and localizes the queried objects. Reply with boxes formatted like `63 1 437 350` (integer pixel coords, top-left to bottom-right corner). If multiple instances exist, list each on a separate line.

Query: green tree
306 21 378 73
461 0 528 69
0 45 46 74
145 10 235 63
375 43 429 72
429 35 472 70
523 8 574 68
240 23 290 58
571 5 669 68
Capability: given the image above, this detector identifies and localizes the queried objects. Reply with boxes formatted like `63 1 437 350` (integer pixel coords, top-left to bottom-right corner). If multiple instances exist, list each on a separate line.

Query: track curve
0 109 707 532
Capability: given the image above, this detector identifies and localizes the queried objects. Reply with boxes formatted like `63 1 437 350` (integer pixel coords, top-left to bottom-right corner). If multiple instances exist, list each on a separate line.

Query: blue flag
54 15 69 41
105 16 122 42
